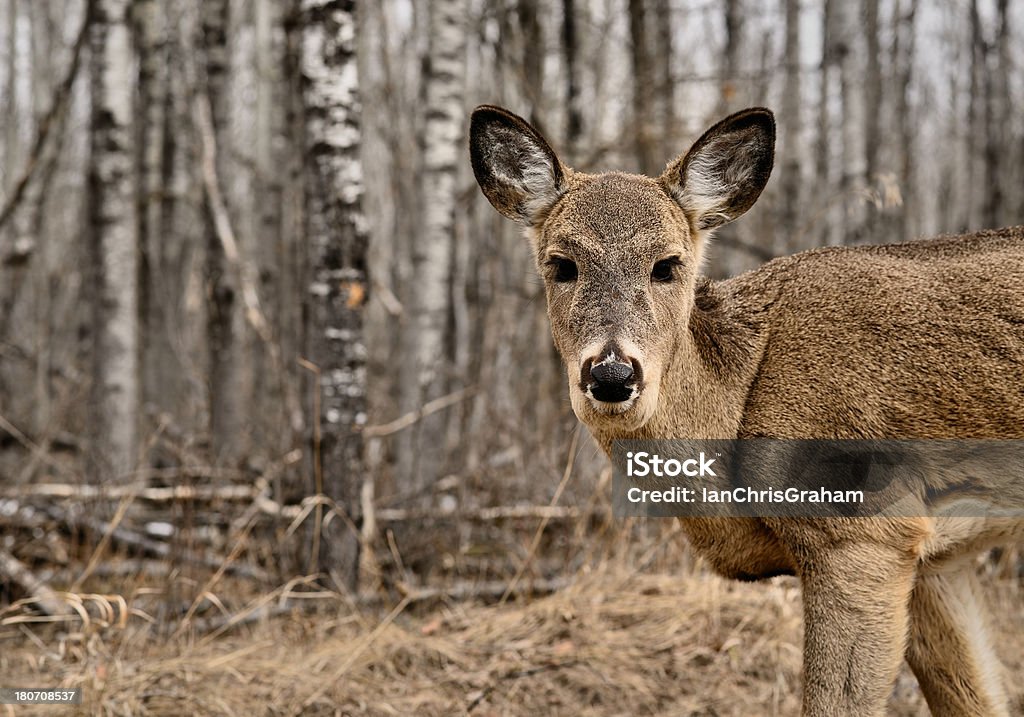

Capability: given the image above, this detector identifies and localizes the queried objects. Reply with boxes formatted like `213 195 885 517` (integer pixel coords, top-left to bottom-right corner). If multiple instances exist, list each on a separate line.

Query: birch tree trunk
984 0 1009 229
652 0 674 155
778 0 801 252
202 0 246 465
403 0 466 496
561 0 582 153
134 0 172 461
88 0 138 479
891 0 917 242
862 0 881 241
719 0 743 114
628 0 657 174
815 0 837 245
300 0 368 591
966 0 983 230
835 0 866 244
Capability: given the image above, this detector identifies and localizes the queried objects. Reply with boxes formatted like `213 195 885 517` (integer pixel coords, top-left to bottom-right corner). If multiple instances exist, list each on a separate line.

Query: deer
469 104 1024 716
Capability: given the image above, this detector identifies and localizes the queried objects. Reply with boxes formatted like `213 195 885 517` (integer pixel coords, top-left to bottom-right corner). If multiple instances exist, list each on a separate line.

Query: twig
72 497 135 591
500 424 581 605
0 0 93 235
362 386 476 437
0 548 69 617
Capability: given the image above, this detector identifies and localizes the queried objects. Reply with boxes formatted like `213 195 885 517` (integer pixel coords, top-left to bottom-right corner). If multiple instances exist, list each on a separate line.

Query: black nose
590 361 635 403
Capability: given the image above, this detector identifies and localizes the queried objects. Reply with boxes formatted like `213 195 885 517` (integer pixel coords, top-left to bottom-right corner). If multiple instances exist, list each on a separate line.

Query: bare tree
87 0 138 479
300 0 369 590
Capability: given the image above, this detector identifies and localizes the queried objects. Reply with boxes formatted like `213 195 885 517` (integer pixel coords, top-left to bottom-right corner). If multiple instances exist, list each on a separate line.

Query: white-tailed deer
470 105 1024 716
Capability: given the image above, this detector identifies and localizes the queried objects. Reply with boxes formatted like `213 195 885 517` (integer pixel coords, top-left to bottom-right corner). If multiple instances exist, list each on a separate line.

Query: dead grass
2 566 1022 717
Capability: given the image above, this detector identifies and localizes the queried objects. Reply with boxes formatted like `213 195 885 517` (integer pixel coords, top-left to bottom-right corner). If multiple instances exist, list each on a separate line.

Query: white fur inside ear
668 131 760 230
484 126 565 225
519 147 565 225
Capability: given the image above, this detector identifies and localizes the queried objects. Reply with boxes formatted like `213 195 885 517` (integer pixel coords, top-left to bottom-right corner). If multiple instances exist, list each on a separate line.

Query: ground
2 566 1022 716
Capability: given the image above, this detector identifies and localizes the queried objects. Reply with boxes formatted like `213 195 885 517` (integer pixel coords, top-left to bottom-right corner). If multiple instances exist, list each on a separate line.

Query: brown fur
470 105 1024 716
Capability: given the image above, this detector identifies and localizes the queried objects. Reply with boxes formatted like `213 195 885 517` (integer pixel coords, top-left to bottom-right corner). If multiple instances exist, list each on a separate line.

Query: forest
1 0 1022 714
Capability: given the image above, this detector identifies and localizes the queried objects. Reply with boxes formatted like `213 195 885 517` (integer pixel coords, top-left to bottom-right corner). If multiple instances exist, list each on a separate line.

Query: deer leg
797 543 918 717
906 567 1010 717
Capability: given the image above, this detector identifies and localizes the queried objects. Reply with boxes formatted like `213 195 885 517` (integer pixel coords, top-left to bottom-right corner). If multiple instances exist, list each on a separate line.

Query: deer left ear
661 108 775 232
469 105 568 227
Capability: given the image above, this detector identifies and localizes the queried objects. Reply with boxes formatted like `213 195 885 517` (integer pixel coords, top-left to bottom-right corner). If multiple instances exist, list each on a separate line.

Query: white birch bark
300 0 368 589
88 0 138 478
404 0 466 492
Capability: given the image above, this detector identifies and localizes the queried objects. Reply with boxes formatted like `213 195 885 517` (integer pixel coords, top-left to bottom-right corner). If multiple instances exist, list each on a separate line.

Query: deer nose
589 360 635 403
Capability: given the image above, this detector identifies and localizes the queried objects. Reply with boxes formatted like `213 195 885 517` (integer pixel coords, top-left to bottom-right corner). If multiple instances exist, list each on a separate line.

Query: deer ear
661 108 775 232
470 105 568 226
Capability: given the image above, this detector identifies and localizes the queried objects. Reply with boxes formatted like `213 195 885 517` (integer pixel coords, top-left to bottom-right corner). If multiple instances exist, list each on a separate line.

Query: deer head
470 106 775 432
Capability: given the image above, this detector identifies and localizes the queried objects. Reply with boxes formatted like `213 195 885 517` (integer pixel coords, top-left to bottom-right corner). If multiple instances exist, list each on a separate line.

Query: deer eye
651 258 680 283
547 256 578 283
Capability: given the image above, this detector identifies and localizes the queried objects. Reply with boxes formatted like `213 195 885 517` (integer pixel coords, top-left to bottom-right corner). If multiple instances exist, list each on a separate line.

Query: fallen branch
401 576 571 604
0 548 69 617
42 505 269 582
2 483 259 501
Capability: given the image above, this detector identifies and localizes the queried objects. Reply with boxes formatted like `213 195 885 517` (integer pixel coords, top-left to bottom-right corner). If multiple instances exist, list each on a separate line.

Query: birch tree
403 0 466 495
88 0 137 479
202 0 246 465
628 0 658 174
778 0 801 251
300 0 368 590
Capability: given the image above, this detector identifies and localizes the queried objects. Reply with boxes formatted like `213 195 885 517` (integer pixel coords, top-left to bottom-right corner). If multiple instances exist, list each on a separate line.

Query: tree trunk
778 0 801 252
134 0 171 464
561 0 582 153
202 0 246 465
88 0 138 480
965 0 983 230
402 0 466 497
652 0 674 155
628 0 657 174
517 0 543 124
300 0 369 591
891 0 917 242
835 0 865 244
983 0 1009 229
719 0 743 114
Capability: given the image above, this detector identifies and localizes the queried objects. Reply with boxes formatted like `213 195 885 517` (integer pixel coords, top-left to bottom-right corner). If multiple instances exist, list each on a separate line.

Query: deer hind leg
906 567 1010 717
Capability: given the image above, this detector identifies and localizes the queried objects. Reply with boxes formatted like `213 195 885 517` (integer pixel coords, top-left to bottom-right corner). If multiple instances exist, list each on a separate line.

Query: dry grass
2 566 1022 717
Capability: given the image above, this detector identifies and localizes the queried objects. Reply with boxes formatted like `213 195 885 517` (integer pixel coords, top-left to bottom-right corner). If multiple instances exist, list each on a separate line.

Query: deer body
470 105 1024 716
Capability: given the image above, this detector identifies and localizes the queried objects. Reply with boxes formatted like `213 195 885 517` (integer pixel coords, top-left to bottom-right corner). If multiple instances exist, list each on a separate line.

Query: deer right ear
470 105 568 226
661 107 775 233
